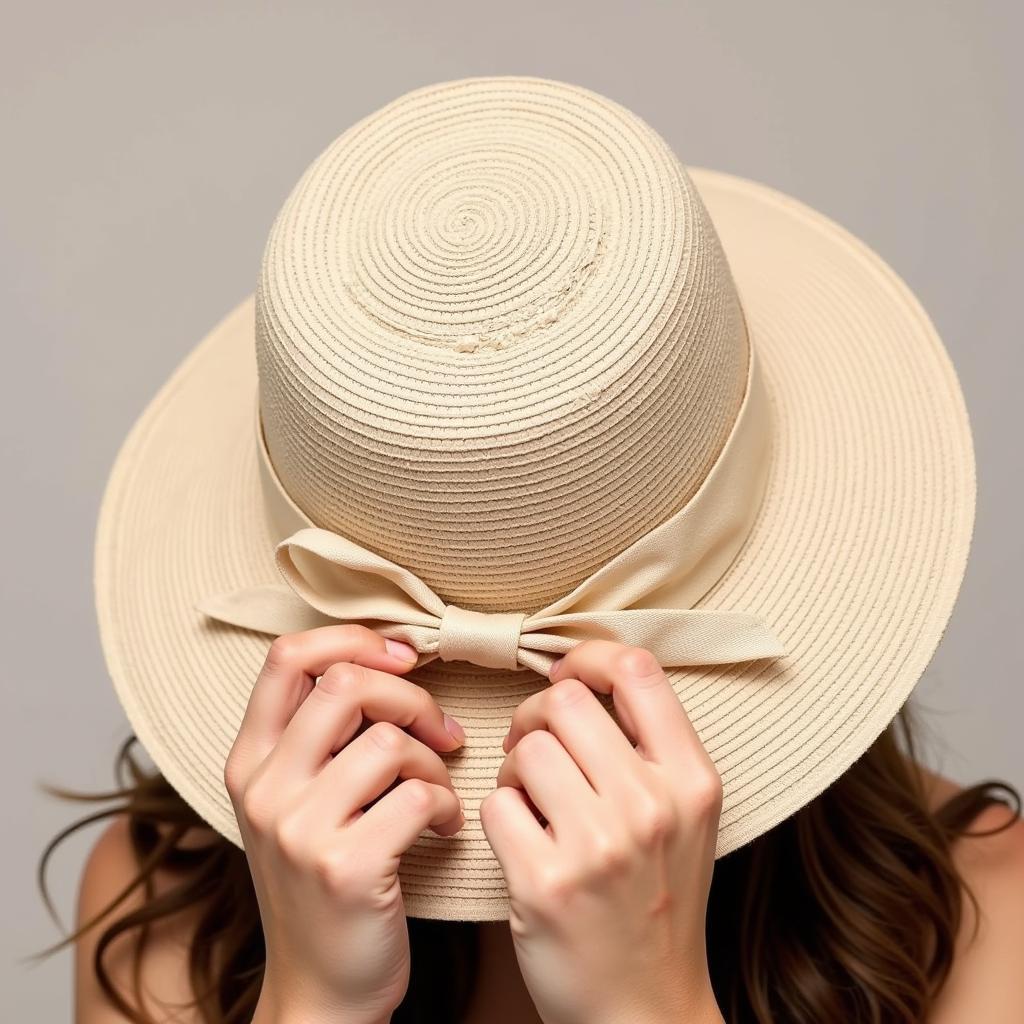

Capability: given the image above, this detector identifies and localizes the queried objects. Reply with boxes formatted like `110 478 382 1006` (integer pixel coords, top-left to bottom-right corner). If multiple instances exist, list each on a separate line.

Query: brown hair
35 707 1019 1024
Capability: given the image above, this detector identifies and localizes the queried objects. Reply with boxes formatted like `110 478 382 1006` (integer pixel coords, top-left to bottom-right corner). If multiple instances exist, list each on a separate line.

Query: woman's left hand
479 639 726 1024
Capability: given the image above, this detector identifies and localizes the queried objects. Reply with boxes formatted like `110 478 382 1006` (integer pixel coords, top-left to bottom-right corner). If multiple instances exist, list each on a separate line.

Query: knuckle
515 729 558 762
477 786 505 820
587 832 630 875
631 793 677 846
478 786 514 824
685 767 723 818
415 683 440 716
547 677 590 709
318 661 365 696
265 634 301 669
529 865 577 906
364 720 407 753
313 846 361 893
273 814 311 864
222 753 246 801
240 784 275 836
396 778 436 813
615 645 663 681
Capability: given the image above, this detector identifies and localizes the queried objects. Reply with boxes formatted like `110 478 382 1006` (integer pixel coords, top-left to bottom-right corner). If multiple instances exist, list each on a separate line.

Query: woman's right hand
224 624 467 1024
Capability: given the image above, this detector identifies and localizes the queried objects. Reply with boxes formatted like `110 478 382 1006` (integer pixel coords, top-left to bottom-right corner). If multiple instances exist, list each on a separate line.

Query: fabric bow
196 340 787 676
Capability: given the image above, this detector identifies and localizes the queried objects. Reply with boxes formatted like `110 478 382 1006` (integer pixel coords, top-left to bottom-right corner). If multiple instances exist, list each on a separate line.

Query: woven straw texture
95 75 975 921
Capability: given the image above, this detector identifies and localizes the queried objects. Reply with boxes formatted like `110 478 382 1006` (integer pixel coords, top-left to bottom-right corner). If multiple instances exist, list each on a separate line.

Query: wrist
587 984 724 1024
254 1003 391 1024
253 980 393 1024
592 1008 723 1024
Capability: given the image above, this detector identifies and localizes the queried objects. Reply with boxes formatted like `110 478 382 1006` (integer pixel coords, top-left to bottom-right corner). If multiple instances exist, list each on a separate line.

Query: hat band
195 335 787 675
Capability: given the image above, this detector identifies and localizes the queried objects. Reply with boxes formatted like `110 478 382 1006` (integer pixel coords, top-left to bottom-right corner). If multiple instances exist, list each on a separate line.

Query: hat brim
94 166 975 921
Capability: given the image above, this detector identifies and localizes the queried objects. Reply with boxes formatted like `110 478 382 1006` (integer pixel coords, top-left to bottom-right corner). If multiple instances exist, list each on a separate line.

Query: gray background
2 1 1020 1018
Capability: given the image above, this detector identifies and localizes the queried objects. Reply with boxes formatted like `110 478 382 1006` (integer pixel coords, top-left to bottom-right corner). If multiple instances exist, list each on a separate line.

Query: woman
42 75 1024 1023
40 632 1023 1022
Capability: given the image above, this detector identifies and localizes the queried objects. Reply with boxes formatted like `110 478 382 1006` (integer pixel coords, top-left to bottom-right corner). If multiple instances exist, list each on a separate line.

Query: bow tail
520 608 786 670
195 584 450 670
195 584 338 635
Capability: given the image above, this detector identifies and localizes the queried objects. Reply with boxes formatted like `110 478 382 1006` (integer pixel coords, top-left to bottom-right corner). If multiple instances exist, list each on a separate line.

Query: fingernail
444 712 466 745
549 656 564 678
385 638 418 662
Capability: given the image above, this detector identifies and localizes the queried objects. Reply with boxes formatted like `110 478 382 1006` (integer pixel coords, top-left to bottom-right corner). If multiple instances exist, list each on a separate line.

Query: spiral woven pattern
95 76 975 921
255 77 747 611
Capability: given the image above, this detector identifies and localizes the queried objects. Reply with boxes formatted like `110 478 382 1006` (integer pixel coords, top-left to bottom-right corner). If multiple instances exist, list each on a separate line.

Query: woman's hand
224 624 467 1024
479 639 725 1024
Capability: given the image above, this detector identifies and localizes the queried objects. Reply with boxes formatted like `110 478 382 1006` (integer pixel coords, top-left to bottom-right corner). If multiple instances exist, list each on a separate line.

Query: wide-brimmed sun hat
94 75 975 922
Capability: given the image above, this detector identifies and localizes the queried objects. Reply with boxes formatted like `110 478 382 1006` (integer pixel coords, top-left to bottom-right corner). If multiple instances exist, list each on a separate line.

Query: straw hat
94 75 975 922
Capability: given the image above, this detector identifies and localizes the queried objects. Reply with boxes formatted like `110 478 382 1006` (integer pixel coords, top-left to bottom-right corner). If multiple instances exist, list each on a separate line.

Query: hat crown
255 77 749 613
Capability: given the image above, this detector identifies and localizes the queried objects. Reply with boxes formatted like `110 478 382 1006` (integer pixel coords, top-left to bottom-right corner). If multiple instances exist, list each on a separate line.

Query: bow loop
275 527 446 626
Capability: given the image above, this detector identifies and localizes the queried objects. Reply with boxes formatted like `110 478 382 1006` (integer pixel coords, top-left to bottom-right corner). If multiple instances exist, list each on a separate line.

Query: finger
263 660 464 784
549 640 704 766
352 778 464 853
285 721 459 835
231 624 422 780
502 677 641 798
495 730 599 836
479 786 554 890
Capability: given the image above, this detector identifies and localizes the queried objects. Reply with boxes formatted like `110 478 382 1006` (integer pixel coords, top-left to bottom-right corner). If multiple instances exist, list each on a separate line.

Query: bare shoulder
919 767 1024 875
919 768 1024 1023
75 814 220 1023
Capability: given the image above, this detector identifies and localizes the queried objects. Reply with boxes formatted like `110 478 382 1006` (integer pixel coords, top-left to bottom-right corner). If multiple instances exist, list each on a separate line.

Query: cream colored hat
94 75 975 921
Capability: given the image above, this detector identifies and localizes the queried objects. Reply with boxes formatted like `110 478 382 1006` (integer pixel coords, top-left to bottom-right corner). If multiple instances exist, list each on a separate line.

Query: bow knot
438 606 526 670
194 337 788 677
